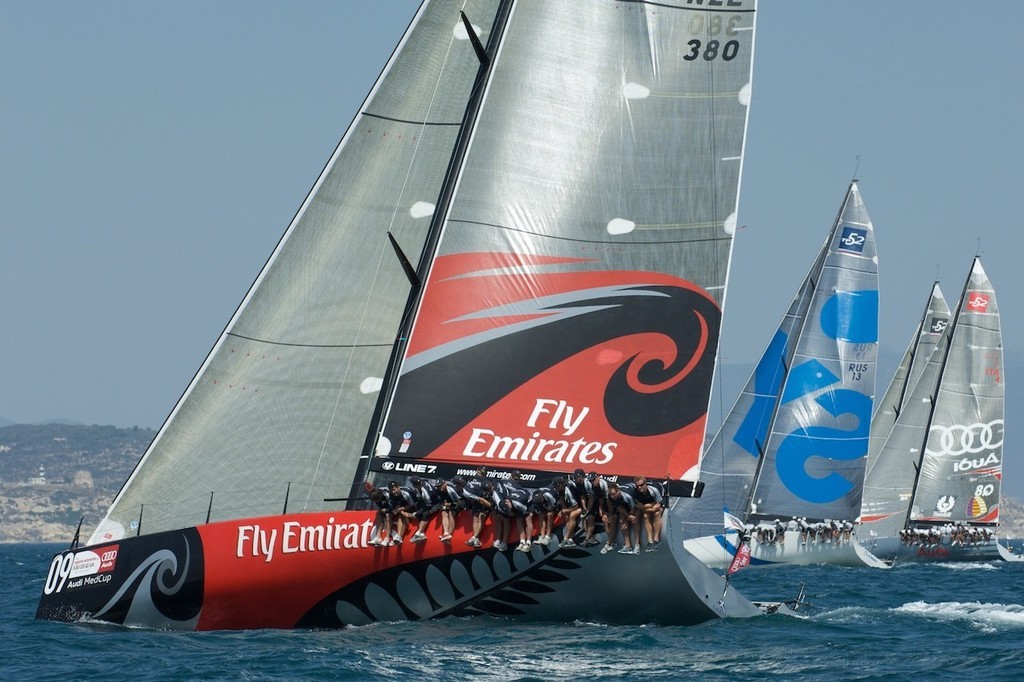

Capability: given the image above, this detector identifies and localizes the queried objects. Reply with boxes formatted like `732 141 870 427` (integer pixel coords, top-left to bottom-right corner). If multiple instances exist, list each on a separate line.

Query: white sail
746 182 878 523
374 1 758 484
859 283 949 531
91 2 502 543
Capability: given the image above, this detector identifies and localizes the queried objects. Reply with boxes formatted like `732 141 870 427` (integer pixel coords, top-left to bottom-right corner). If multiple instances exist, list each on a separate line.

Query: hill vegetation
0 423 153 543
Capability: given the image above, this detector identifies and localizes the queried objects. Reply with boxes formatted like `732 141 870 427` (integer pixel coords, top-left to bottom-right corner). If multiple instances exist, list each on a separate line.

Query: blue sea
6 543 1024 681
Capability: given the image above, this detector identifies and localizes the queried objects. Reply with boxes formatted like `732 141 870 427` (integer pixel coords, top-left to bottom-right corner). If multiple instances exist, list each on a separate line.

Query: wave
894 601 1024 632
809 605 878 624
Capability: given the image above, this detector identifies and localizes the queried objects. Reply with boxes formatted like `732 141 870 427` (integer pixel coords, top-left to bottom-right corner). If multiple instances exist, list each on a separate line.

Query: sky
3 3 1022 490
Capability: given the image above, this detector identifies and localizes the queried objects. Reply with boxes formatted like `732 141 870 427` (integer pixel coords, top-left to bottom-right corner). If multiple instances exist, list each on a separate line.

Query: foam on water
811 605 878 624
895 600 1024 632
935 561 999 571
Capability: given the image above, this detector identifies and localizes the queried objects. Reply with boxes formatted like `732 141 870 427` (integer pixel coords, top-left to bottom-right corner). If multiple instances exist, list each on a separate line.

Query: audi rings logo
926 419 1004 457
381 461 396 471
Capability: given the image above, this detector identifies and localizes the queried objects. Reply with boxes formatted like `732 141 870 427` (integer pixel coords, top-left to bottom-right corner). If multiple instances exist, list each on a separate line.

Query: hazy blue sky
3 2 1021 488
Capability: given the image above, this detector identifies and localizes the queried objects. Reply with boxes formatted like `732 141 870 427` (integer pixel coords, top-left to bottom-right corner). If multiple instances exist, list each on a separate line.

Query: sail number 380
683 39 741 62
685 13 745 62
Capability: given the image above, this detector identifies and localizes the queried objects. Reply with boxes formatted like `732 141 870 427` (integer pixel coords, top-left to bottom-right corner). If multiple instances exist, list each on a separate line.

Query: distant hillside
0 423 153 543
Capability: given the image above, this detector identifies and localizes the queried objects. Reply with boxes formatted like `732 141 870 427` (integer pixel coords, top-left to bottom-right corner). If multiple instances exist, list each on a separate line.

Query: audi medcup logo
925 419 1003 459
838 227 867 253
43 544 120 595
966 292 989 312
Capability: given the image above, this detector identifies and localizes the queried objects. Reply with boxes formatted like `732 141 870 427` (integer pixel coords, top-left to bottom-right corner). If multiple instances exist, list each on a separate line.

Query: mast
347 1 516 501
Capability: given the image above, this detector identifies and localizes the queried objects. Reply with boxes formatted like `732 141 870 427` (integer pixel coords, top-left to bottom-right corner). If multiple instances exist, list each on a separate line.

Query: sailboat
859 259 1019 563
681 181 887 568
858 282 950 539
36 0 766 629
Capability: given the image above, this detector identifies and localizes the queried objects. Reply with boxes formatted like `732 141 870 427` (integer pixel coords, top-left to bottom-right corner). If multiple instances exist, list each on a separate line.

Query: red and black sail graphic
380 252 720 479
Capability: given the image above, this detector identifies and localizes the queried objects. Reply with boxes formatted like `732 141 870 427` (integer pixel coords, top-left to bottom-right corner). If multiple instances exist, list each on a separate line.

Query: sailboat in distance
858 282 950 536
681 181 887 568
37 0 765 629
860 259 1020 563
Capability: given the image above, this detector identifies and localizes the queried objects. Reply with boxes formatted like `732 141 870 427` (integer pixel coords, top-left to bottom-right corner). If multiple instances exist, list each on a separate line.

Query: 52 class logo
966 292 990 312
837 227 867 253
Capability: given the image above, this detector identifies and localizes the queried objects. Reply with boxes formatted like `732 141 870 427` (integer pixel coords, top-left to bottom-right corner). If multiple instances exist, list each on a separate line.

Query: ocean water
6 543 1024 681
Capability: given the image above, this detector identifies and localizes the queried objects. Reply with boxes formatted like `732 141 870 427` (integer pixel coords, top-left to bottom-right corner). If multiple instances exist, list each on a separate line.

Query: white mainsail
374 1 757 484
746 183 878 523
909 260 1003 526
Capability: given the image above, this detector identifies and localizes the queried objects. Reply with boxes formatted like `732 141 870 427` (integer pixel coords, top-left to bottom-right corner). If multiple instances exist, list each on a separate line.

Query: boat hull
36 509 761 629
859 536 1024 564
684 530 888 569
